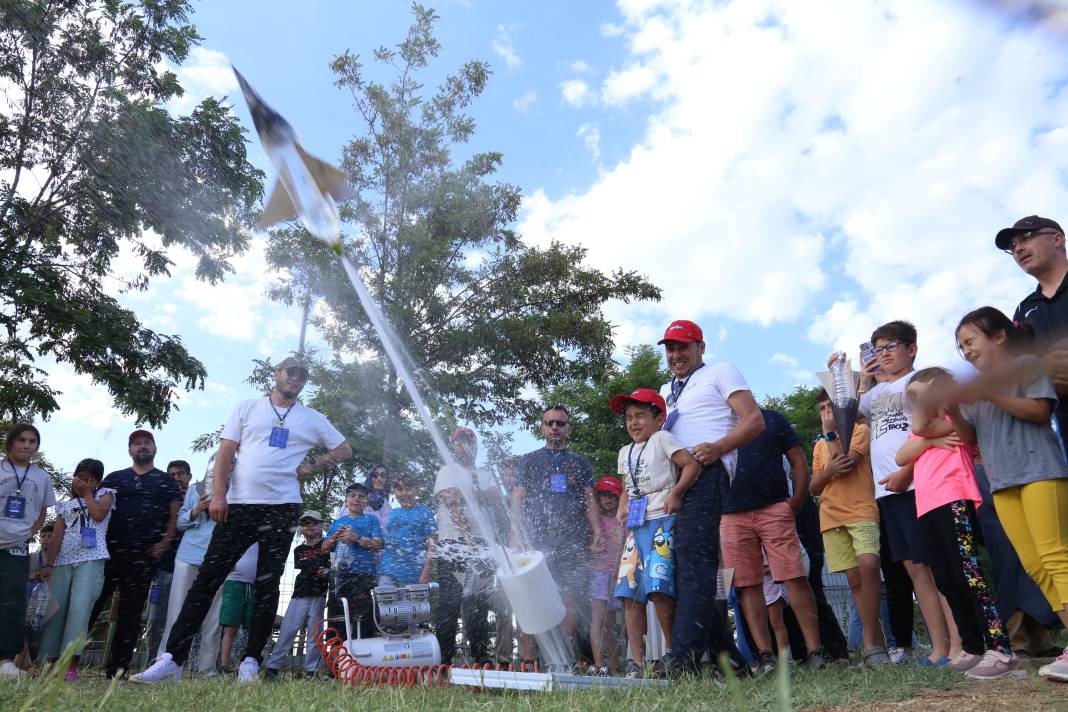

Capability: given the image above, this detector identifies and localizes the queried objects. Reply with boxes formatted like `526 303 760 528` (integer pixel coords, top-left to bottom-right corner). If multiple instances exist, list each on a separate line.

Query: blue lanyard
626 441 649 490
667 363 706 408
267 397 293 426
4 458 29 495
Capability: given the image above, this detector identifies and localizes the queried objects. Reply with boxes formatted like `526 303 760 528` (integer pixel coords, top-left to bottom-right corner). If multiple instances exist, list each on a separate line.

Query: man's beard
132 452 153 466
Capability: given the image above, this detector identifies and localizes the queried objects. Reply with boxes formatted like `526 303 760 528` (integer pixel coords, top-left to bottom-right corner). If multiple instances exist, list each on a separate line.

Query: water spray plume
818 353 860 451
231 66 352 251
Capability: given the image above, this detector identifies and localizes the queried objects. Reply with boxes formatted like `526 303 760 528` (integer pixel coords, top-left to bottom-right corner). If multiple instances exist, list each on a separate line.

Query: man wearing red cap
432 427 499 664
90 429 180 678
655 319 765 675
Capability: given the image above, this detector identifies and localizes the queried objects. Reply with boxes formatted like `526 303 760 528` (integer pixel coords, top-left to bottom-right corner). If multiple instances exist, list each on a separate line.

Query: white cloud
521 0 1068 360
491 25 522 69
512 89 537 113
570 59 595 74
47 362 121 432
163 47 238 115
560 79 594 107
577 123 602 163
770 353 816 385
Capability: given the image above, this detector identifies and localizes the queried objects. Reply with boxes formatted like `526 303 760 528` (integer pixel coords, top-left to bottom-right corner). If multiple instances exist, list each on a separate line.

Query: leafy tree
539 344 670 475
263 4 660 485
0 0 264 427
761 385 823 450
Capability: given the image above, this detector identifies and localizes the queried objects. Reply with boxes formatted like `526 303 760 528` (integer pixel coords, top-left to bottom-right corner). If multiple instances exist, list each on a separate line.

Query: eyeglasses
1003 230 1060 254
286 366 309 380
872 342 911 355
542 419 569 428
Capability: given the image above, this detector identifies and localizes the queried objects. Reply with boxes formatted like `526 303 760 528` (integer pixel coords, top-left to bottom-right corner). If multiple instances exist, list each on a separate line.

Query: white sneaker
237 657 260 683
0 661 23 679
129 653 183 684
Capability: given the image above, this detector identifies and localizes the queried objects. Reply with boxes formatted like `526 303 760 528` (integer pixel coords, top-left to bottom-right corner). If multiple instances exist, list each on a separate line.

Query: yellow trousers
993 478 1068 611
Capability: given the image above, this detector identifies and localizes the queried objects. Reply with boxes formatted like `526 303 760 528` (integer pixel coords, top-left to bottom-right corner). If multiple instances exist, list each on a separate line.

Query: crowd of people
3 214 1068 686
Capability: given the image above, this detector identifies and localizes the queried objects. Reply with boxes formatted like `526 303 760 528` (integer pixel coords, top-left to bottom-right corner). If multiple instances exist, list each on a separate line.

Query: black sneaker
756 651 777 675
263 667 280 681
805 647 829 671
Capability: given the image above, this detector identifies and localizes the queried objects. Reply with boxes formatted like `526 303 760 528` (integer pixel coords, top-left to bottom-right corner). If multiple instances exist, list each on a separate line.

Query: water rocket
232 66 353 253
817 353 859 452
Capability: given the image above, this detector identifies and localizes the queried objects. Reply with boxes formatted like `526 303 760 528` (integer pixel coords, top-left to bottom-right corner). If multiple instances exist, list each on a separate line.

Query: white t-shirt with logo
54 488 116 565
859 372 916 499
222 398 346 505
616 430 684 520
433 463 495 543
659 362 751 477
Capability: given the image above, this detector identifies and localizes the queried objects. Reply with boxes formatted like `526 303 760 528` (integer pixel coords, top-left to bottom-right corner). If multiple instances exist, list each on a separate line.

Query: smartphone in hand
860 342 883 373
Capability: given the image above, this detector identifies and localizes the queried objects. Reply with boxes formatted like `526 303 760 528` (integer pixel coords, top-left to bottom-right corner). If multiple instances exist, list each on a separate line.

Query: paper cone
817 355 861 451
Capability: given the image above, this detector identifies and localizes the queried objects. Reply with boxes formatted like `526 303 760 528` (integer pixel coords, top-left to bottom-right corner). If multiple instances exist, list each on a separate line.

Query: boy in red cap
589 476 626 675
608 388 701 677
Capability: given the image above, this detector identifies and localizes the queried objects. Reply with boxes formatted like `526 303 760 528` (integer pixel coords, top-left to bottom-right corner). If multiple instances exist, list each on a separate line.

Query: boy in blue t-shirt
379 475 436 587
323 483 383 631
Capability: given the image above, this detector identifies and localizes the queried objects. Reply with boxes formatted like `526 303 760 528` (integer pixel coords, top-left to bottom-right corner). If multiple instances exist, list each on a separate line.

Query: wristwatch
822 432 838 442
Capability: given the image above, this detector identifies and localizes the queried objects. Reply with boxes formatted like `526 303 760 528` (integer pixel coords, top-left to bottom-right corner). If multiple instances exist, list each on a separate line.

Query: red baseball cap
128 429 155 445
609 388 667 415
595 476 623 497
657 319 703 345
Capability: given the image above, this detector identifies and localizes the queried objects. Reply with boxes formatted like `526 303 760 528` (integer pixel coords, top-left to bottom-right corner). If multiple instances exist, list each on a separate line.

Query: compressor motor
340 583 442 668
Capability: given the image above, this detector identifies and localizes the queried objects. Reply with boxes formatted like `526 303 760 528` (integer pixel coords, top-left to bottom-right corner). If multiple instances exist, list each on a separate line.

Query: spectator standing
654 320 764 676
264 511 330 679
132 356 352 684
38 458 114 680
0 424 57 679
323 484 383 631
378 475 435 587
89 429 180 679
145 459 192 659
219 544 259 670
363 465 392 533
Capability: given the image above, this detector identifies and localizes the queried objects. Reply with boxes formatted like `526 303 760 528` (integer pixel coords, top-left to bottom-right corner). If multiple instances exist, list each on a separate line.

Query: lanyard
4 458 30 495
76 496 88 528
667 363 706 408
626 441 649 490
267 397 293 426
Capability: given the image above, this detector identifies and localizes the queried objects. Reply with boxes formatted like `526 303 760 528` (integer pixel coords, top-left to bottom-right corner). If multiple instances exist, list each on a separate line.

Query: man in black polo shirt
90 429 180 678
999 215 1068 453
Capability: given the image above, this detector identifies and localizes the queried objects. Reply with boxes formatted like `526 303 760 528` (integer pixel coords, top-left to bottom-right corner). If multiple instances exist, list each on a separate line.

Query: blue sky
34 0 1068 481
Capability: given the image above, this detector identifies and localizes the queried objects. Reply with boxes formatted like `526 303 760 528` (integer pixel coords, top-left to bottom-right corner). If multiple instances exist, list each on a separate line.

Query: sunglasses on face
1003 230 1060 254
286 366 309 380
543 419 569 428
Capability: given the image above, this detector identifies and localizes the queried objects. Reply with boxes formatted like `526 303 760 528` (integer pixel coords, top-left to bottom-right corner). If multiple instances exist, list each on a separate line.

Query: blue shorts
614 515 676 603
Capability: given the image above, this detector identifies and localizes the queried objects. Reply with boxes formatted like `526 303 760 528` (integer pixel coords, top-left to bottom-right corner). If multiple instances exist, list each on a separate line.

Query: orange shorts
720 501 807 588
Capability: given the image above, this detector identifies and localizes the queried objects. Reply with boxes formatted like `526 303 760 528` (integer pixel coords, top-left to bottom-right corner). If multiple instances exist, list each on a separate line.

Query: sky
31 0 1068 484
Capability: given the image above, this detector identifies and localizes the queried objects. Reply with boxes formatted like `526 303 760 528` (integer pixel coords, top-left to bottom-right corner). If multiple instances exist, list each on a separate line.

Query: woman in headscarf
363 464 392 532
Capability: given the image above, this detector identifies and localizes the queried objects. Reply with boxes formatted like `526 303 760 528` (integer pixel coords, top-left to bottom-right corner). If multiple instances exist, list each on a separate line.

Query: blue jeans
667 462 744 672
39 558 106 659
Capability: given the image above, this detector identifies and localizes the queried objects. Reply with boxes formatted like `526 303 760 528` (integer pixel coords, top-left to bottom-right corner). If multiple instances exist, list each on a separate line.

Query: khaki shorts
823 520 880 572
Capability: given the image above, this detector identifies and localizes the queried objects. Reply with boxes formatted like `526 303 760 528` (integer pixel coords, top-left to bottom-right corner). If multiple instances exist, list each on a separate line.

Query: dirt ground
815 660 1068 712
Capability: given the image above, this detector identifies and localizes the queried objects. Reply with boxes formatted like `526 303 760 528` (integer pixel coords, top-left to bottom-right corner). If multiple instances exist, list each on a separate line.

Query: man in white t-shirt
654 320 765 676
432 428 499 665
133 356 352 684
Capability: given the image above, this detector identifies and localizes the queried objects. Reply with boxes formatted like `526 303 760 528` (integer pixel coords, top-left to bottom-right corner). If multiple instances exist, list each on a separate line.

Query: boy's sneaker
237 657 260 683
964 650 1023 680
0 661 23 679
862 647 892 668
1038 647 1068 682
887 647 909 664
129 653 183 684
945 651 982 672
755 651 777 675
624 659 644 679
262 666 279 681
63 665 79 682
805 647 829 671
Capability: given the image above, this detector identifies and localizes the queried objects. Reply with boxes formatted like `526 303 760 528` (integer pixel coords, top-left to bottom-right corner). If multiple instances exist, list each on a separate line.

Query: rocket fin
256 181 298 229
296 144 354 201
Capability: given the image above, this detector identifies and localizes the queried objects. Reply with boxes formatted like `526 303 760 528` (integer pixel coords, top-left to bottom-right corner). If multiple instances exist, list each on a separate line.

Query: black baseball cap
345 482 369 494
995 215 1064 250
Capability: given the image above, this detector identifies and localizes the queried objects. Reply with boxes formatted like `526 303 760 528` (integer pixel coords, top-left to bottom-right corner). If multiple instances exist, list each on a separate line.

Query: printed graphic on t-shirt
869 390 909 441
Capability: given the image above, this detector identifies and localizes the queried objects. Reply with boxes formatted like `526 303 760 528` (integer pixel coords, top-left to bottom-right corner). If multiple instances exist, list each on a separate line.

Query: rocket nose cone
231 64 262 108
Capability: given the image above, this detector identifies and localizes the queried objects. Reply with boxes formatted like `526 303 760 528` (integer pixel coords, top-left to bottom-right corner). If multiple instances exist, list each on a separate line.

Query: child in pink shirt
589 477 626 675
897 367 1017 679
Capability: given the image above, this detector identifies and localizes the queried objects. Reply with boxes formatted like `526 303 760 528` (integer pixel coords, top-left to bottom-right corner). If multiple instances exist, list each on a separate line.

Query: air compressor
339 583 442 667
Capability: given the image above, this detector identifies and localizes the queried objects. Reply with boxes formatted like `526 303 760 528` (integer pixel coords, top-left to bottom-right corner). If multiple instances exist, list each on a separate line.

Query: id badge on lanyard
4 495 25 519
81 525 97 548
269 426 290 448
663 409 679 431
549 472 567 493
625 495 647 527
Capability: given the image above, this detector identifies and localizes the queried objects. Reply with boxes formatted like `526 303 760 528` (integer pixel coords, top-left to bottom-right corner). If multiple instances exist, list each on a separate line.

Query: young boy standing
323 483 383 632
608 388 700 678
810 389 889 667
379 475 435 587
219 543 259 670
854 321 954 665
264 511 330 679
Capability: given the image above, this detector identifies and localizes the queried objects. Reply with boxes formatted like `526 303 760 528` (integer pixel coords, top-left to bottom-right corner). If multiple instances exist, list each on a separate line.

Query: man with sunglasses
132 356 352 684
90 429 180 679
1001 215 1068 453
512 404 602 665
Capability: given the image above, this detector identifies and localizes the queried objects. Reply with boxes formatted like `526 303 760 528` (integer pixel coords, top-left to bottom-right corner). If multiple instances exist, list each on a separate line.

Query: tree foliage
761 385 823 450
0 0 264 427
539 344 670 475
263 4 660 484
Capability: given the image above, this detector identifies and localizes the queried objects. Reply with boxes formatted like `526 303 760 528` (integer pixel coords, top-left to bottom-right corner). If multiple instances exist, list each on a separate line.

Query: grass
0 664 963 711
